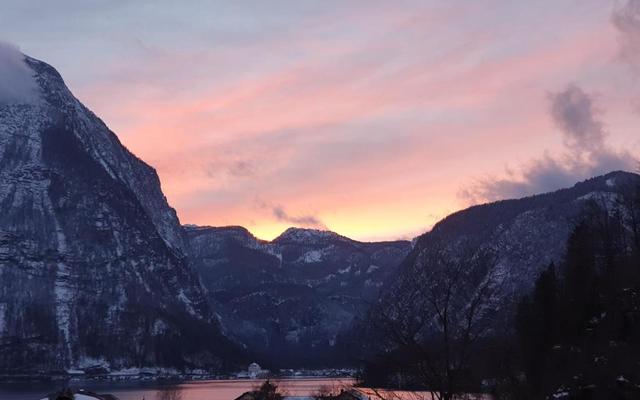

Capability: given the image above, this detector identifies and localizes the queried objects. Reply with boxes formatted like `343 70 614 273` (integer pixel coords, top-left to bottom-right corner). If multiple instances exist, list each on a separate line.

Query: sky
1 0 639 241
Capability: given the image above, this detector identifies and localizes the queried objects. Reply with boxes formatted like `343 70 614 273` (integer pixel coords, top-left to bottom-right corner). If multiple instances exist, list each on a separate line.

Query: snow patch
338 266 351 274
285 329 300 343
109 367 141 376
577 191 620 212
366 265 379 274
75 356 110 370
75 395 102 400
0 303 6 335
276 227 347 244
302 250 323 263
152 319 169 335
43 194 74 363
178 290 197 316
66 369 85 375
364 279 383 288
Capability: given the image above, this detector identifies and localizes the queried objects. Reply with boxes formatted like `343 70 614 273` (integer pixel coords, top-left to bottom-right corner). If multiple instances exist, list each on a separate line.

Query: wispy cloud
613 0 640 74
0 41 38 105
272 205 325 228
2 1 633 240
458 2 640 205
612 0 640 113
255 198 325 229
460 84 636 203
551 84 606 151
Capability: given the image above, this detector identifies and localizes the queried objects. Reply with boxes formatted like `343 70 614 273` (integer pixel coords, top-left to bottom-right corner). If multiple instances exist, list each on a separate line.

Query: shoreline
0 372 358 384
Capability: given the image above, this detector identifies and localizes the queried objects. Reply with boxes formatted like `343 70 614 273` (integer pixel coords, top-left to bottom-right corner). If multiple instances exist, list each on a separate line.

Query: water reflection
0 378 356 400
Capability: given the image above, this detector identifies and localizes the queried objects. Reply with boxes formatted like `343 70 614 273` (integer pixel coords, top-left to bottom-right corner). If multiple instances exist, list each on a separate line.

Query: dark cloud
612 0 640 113
255 198 325 228
227 160 256 178
612 0 640 74
550 84 604 151
0 41 39 105
271 205 325 228
206 158 257 180
460 85 636 203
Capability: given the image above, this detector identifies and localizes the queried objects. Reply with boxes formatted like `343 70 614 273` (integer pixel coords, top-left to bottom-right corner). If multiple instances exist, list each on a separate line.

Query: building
248 362 263 378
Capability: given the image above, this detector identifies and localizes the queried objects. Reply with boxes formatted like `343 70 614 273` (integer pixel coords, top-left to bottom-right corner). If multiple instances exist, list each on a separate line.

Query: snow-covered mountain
377 171 640 336
0 54 240 375
185 226 411 367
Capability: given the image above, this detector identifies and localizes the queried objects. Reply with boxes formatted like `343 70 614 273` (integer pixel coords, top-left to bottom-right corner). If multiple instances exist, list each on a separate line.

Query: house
248 362 262 377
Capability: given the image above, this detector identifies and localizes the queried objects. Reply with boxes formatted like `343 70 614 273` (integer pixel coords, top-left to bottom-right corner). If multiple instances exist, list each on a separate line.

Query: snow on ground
74 394 102 400
75 356 110 370
0 302 6 335
338 266 351 274
366 265 379 274
302 250 323 263
178 289 197 316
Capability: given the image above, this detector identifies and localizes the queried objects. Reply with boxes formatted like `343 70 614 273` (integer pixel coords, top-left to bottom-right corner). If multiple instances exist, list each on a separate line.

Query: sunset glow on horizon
3 1 639 241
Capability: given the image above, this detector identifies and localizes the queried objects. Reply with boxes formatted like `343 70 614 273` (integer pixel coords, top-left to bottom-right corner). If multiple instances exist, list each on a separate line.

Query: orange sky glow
3 1 639 241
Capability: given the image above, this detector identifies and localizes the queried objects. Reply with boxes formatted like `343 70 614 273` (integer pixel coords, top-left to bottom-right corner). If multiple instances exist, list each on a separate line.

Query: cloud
271 205 325 228
255 198 325 229
612 0 640 74
0 41 38 104
206 157 257 180
460 84 637 203
227 160 256 178
612 0 640 112
550 84 604 151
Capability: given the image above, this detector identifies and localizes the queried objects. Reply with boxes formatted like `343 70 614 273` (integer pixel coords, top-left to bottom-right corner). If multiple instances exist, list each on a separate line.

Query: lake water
0 378 356 400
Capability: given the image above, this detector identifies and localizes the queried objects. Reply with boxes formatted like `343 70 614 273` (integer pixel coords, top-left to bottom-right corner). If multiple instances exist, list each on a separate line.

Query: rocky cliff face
0 54 238 374
185 226 411 366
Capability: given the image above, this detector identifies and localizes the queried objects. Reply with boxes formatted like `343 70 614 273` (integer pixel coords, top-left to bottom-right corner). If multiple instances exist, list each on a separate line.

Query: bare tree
617 183 640 255
371 245 499 400
313 380 357 399
155 386 183 400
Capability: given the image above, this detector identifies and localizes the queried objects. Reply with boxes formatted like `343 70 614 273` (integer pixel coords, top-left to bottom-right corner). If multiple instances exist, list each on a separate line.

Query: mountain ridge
402 170 639 279
185 224 412 367
0 52 241 374
373 170 640 343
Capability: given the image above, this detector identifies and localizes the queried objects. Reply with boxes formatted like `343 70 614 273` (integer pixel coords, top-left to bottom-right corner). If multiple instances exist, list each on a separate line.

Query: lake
0 378 356 400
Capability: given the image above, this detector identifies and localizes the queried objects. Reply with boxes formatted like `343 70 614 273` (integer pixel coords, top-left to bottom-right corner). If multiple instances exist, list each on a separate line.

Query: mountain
0 54 240 375
377 171 640 336
185 225 411 367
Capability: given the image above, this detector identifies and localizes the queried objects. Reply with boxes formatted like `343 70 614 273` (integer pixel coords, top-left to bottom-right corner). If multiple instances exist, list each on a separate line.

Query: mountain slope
0 54 239 374
379 171 640 334
185 226 411 367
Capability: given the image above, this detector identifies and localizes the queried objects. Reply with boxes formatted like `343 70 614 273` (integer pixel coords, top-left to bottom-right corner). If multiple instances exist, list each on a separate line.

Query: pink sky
2 0 639 240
